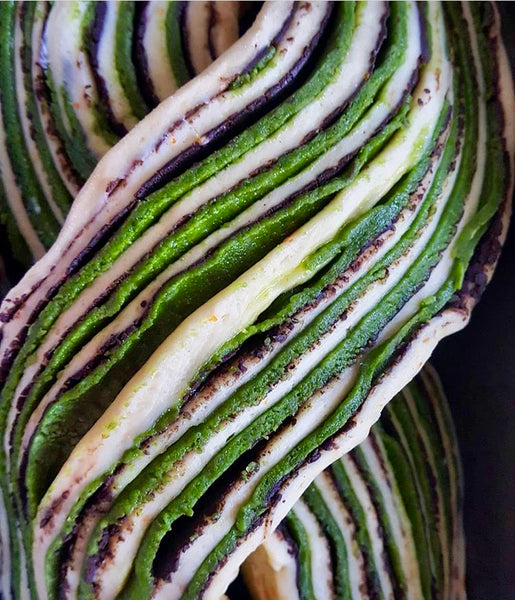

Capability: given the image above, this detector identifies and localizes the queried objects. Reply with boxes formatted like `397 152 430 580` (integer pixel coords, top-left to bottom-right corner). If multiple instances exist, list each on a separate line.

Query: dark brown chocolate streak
194 451 338 596
312 504 340 594
57 486 121 599
200 513 269 598
352 450 401 598
486 13 508 151
87 2 128 138
284 518 306 596
0 318 31 385
132 1 159 110
55 471 116 600
18 4 36 132
394 394 441 515
35 3 84 189
27 1 84 191
157 446 269 582
367 431 393 493
417 3 431 66
452 195 508 310
178 1 197 82
136 1 332 199
326 463 380 598
302 499 339 593
207 2 218 63
281 521 300 561
83 523 118 591
150 391 358 583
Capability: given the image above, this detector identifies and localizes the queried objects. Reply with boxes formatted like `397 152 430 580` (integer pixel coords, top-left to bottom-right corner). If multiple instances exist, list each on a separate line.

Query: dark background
432 4 514 599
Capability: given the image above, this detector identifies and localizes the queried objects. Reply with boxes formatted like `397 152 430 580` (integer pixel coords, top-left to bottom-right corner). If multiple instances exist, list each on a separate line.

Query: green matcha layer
242 364 465 600
0 2 513 599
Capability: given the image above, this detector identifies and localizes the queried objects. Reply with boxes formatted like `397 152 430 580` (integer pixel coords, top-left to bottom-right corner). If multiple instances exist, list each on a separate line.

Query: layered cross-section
0 3 513 600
